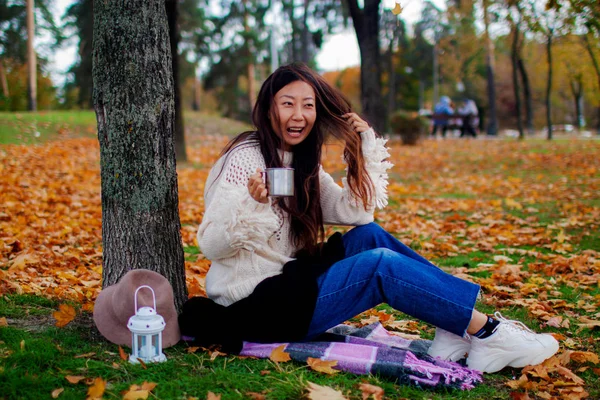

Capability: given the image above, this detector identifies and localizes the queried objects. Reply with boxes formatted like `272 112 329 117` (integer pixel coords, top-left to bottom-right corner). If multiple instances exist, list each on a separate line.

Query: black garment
460 114 477 138
178 232 345 354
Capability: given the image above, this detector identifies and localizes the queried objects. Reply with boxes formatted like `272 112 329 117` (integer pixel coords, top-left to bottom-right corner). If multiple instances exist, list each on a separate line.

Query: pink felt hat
93 269 180 348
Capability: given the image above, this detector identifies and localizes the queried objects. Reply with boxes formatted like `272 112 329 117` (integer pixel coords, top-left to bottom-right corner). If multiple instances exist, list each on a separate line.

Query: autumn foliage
1 135 599 398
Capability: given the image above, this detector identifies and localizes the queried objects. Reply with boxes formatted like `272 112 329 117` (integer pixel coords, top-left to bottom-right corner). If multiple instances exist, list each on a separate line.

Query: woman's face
271 80 316 150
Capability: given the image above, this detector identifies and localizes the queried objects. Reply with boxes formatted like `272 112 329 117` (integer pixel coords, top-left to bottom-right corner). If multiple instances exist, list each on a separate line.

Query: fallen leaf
20 340 24 350
206 392 221 400
66 375 86 384
509 392 531 400
86 377 106 400
245 392 266 400
556 366 585 384
359 383 384 399
119 346 128 361
569 351 599 364
136 358 147 369
51 388 64 398
74 352 96 359
186 346 200 353
53 304 76 328
306 382 347 400
269 345 291 363
123 389 148 400
307 357 339 374
260 370 270 376
0 317 8 327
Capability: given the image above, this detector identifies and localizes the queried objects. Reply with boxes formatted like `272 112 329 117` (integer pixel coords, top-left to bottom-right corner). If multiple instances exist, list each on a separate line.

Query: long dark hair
220 62 374 253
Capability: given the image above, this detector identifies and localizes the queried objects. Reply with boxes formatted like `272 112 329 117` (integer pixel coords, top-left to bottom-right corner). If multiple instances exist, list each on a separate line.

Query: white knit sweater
197 128 393 306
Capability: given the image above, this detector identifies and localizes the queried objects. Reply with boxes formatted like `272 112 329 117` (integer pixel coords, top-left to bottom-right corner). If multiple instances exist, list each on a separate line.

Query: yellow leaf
269 345 291 363
20 340 25 351
51 388 64 398
119 346 128 361
53 304 76 328
306 382 347 400
8 253 39 271
122 389 149 400
359 383 384 400
391 2 403 15
86 377 106 400
66 375 86 384
504 198 523 210
307 357 339 375
570 351 599 364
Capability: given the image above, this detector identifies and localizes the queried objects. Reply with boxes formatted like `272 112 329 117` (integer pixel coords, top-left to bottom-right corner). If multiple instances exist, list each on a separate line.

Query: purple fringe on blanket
239 323 482 390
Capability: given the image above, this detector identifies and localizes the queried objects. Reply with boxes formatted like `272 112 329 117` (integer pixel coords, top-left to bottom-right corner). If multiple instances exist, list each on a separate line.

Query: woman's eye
305 104 314 108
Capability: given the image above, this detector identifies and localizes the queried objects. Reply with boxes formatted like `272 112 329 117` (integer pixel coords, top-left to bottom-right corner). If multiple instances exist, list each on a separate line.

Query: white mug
262 168 294 197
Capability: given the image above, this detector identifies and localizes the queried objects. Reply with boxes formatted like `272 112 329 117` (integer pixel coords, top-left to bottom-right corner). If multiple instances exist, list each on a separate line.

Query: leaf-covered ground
1 130 599 399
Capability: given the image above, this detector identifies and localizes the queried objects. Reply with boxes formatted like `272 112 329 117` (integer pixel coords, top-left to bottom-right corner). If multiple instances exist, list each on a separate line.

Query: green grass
0 295 515 400
0 111 98 144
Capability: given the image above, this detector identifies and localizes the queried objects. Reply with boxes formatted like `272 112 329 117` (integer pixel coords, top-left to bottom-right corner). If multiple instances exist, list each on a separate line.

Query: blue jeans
305 223 480 339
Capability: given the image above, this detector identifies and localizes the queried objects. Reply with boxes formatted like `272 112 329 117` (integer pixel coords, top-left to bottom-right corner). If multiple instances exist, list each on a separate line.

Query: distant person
431 96 454 138
460 99 479 138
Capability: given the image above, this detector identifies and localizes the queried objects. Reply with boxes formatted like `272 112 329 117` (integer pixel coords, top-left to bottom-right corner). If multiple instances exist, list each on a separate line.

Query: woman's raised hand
343 113 370 134
248 168 269 204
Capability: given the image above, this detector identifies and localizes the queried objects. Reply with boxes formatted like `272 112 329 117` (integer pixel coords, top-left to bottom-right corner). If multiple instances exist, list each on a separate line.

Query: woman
195 63 558 374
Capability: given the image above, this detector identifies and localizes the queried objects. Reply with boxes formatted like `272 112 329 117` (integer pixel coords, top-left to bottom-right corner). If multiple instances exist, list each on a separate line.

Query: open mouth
286 127 304 138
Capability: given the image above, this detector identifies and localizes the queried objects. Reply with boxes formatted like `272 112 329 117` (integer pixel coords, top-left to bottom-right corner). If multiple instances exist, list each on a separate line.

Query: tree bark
0 58 9 97
166 0 187 162
511 20 523 139
346 0 386 132
483 0 497 135
517 58 533 134
584 33 600 134
27 0 37 111
546 32 553 140
569 75 584 129
93 0 187 311
301 0 311 63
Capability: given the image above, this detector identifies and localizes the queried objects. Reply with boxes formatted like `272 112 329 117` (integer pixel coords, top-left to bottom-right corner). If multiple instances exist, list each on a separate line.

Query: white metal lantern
127 285 167 364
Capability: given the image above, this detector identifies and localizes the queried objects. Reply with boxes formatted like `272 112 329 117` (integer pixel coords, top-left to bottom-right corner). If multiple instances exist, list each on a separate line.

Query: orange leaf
86 377 106 400
119 346 128 361
245 392 266 400
306 382 347 400
122 389 149 400
556 366 585 385
359 383 384 400
186 346 200 353
53 304 76 328
51 388 64 398
65 375 86 384
307 357 339 374
509 392 531 400
569 351 599 364
140 382 157 391
269 345 291 363
136 358 147 369
0 317 8 327
206 392 221 400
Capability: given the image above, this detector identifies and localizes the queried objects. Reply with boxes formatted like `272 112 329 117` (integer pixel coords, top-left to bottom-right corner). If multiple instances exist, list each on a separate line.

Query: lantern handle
134 285 157 312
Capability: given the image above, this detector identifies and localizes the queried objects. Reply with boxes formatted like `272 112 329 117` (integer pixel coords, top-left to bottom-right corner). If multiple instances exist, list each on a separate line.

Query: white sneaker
427 328 471 362
467 312 559 373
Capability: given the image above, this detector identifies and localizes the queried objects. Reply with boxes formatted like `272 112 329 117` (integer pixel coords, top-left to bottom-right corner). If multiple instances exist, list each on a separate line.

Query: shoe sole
468 340 559 373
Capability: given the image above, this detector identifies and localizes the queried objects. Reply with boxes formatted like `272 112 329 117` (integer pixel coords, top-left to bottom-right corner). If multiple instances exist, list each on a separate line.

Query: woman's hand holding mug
248 168 269 204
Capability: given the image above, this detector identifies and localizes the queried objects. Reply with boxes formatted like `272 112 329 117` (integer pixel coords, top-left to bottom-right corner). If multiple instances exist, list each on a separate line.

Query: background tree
93 0 187 309
345 0 386 131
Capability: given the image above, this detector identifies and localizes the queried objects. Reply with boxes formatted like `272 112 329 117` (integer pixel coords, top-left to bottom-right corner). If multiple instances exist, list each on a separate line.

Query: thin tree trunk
511 20 523 139
583 34 600 134
483 0 497 135
517 58 533 134
166 0 187 162
546 32 553 140
192 76 201 111
347 0 386 132
0 58 9 97
93 0 187 311
387 42 396 125
301 0 310 63
569 75 584 129
243 0 256 107
27 0 37 111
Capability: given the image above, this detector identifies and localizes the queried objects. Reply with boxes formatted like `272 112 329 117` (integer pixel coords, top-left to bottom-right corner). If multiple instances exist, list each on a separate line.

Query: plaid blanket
240 323 482 390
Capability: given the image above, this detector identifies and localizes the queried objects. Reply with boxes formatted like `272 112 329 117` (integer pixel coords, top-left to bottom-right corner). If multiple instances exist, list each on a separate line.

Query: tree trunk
166 0 187 162
27 0 37 111
517 58 533 134
93 0 187 311
386 42 396 126
511 20 523 139
347 0 386 132
584 34 600 134
192 76 201 111
546 32 553 140
301 0 311 63
483 0 497 135
0 58 9 97
243 0 256 107
569 75 584 129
